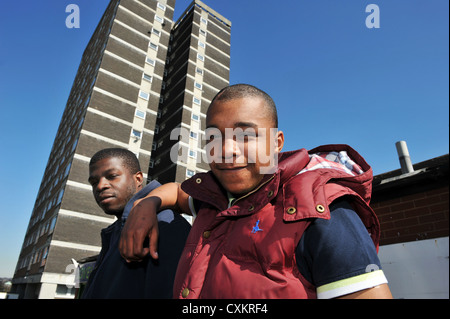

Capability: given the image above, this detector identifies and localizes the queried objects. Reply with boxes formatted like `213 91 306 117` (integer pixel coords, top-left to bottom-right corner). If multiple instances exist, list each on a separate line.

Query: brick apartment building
148 0 231 183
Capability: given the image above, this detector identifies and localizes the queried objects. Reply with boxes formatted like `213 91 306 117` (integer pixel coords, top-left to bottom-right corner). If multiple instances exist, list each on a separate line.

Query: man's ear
134 171 144 188
275 130 284 153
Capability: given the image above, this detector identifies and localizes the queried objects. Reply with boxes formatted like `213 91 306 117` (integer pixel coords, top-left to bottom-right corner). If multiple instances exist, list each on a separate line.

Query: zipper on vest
229 174 276 207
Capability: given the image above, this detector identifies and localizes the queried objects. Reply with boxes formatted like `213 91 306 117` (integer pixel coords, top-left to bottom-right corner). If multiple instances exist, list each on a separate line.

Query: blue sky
0 0 448 277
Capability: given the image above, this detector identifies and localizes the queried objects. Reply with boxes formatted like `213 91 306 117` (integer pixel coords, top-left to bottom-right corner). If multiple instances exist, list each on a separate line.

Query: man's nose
96 177 110 191
222 137 240 160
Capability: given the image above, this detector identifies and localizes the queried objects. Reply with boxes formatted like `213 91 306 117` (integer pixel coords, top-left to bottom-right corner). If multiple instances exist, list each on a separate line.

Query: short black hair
209 84 278 128
89 148 141 174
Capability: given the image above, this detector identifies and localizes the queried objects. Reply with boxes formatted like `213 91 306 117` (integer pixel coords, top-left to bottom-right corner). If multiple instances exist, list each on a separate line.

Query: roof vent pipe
395 140 414 174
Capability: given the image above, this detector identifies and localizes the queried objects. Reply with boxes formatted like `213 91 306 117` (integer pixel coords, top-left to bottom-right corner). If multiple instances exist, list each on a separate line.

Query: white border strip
317 270 388 299
59 209 115 224
50 240 101 253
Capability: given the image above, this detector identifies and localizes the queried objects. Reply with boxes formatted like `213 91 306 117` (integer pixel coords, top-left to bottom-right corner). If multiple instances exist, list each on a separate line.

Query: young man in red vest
119 84 392 299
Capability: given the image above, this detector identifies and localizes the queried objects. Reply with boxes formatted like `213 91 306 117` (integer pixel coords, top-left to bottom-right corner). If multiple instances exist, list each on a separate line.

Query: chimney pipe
395 141 414 174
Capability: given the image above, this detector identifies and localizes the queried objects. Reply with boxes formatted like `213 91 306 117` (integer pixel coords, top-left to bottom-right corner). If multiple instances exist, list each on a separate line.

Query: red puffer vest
174 145 380 299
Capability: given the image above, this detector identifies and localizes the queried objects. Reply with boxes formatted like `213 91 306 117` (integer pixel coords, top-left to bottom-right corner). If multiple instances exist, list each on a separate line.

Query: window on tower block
131 129 142 139
139 90 150 100
135 109 146 119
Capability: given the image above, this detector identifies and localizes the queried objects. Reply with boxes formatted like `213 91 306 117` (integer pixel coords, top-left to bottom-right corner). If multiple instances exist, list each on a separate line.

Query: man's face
88 157 143 217
206 97 284 197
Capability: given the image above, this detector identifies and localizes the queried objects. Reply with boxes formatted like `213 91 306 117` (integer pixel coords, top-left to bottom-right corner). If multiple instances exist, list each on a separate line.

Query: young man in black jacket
81 148 191 298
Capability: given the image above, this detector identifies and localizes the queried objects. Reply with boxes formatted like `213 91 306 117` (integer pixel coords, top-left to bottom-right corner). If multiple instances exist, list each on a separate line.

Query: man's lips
215 165 247 171
98 194 115 204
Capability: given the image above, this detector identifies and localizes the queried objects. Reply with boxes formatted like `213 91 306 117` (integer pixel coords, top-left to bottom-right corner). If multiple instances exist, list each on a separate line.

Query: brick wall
372 185 449 245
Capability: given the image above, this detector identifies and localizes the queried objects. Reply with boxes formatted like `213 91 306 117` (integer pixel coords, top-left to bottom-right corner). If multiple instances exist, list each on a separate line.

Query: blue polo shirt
295 199 387 298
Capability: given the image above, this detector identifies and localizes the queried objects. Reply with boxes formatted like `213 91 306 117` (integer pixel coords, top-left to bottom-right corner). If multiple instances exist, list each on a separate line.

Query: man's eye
205 128 222 142
236 133 256 140
207 134 221 142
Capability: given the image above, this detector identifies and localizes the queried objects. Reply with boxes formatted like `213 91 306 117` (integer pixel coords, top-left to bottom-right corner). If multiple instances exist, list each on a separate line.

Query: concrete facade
148 0 231 183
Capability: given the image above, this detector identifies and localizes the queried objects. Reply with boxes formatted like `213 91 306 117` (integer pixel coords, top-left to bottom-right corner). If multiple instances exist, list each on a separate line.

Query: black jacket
81 181 191 299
